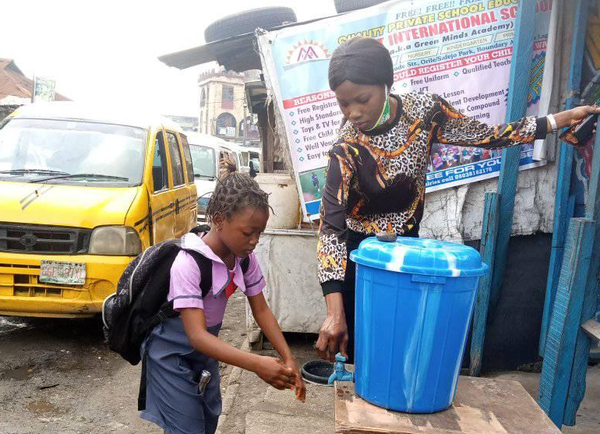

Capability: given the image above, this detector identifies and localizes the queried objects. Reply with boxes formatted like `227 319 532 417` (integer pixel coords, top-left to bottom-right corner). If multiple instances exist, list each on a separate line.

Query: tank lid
349 237 488 277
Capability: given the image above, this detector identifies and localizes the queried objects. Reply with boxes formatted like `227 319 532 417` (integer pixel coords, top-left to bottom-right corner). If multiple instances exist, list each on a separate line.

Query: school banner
258 0 554 220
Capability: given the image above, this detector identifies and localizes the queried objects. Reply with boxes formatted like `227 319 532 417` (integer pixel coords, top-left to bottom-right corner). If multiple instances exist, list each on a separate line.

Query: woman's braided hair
206 162 270 223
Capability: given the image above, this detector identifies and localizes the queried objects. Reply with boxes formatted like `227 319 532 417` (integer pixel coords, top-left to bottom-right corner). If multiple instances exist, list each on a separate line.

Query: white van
186 133 240 222
234 143 262 175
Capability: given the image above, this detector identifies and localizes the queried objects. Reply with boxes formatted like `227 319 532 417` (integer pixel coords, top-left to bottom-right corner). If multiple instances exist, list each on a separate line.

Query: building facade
197 68 259 144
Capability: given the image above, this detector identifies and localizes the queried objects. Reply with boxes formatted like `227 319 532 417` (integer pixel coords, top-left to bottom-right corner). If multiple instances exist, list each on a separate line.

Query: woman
249 161 258 178
315 37 599 363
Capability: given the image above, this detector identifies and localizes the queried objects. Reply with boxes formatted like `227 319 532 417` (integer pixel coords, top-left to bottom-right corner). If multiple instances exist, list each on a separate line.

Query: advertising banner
33 77 56 103
258 0 554 219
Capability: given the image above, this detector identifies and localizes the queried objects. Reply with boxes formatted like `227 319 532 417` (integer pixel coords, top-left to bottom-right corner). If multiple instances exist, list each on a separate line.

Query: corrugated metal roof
158 33 261 72
158 16 331 71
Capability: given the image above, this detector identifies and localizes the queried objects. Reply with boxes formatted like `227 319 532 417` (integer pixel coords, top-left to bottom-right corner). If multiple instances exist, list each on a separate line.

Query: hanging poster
258 0 554 219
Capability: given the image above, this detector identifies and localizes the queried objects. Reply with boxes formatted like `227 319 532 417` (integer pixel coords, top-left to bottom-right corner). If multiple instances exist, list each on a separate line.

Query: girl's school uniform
140 233 266 434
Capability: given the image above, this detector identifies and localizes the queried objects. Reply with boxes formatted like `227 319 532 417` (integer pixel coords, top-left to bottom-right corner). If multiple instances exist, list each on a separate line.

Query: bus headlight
89 226 142 256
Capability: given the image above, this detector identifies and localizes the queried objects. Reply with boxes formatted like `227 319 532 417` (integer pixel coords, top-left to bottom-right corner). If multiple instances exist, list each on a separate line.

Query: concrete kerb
215 338 249 434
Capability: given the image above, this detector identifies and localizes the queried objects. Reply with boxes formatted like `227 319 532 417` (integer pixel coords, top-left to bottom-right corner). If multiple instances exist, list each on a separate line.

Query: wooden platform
335 377 560 434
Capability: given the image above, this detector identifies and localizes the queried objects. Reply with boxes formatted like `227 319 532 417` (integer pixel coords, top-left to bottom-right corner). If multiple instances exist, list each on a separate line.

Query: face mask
366 85 391 131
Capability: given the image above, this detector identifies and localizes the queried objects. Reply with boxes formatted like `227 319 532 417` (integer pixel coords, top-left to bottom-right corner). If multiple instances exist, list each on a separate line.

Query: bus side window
166 132 185 187
180 135 194 184
152 131 169 192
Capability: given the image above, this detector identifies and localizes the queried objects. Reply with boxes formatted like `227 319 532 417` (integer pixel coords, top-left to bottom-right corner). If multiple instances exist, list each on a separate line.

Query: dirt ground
0 292 248 434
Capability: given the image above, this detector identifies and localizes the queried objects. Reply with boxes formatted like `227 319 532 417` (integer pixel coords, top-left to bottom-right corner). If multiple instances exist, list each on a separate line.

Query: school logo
285 40 330 69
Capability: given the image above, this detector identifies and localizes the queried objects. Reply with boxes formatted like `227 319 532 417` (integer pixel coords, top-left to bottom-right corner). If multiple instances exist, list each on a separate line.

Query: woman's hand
316 312 349 362
553 105 600 130
283 358 306 402
254 356 296 391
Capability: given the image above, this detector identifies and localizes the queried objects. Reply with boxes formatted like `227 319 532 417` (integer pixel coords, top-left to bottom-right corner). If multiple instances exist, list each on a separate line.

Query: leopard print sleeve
430 94 547 149
317 143 356 294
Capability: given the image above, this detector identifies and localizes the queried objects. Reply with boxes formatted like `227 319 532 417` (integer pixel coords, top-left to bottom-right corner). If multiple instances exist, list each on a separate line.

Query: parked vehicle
187 133 240 222
235 143 262 175
0 102 197 318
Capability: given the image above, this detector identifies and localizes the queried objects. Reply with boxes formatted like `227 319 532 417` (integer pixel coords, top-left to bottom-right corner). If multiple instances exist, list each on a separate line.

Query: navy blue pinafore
140 317 221 434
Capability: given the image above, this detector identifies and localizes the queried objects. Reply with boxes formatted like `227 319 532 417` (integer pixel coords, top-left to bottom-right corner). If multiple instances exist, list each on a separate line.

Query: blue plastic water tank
349 236 488 413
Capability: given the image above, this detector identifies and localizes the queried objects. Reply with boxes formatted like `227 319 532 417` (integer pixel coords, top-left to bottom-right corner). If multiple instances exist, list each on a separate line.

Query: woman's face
334 80 387 131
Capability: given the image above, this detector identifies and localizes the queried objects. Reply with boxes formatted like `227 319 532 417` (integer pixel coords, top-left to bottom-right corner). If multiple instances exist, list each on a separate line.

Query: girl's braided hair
206 165 271 223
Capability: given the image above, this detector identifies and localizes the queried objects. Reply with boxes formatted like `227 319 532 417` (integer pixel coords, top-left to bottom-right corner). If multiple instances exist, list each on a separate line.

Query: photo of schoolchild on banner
258 0 554 220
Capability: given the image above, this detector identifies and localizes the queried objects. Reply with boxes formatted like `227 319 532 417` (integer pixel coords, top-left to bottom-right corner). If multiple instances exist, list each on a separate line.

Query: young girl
141 171 306 434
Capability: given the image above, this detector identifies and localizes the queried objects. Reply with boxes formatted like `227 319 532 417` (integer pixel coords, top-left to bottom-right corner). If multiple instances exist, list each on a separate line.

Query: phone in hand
560 111 598 146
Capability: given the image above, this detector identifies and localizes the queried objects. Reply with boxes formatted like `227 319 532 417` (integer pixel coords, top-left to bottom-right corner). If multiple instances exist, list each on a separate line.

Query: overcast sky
1 0 337 116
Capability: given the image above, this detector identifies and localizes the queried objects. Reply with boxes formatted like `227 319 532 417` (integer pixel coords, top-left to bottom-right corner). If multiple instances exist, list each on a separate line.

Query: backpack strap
185 249 252 298
186 250 213 299
241 255 251 274
138 353 148 411
190 225 211 235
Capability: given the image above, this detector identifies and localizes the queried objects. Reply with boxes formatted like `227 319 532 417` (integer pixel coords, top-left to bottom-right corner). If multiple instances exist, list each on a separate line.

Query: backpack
102 230 250 366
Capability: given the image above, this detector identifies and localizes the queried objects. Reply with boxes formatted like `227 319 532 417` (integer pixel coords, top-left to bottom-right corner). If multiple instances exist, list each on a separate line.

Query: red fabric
225 272 237 299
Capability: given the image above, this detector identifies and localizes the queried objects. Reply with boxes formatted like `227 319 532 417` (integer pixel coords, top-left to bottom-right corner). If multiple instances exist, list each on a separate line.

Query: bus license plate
39 261 86 286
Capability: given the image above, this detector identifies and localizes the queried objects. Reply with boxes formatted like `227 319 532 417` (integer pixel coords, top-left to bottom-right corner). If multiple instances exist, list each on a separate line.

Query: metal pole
243 103 247 147
31 72 36 103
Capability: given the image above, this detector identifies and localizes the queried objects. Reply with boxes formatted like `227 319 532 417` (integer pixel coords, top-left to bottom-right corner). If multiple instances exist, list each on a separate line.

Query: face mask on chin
365 85 391 131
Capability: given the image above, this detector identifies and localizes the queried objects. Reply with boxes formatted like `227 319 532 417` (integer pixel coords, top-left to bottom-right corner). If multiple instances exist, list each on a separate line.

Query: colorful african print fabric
318 92 548 294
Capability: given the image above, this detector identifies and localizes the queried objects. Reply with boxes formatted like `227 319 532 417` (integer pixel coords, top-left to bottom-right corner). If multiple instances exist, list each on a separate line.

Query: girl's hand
254 356 296 390
284 359 307 403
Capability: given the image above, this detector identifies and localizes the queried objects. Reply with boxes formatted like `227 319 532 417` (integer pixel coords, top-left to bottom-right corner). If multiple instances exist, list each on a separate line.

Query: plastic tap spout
328 353 354 384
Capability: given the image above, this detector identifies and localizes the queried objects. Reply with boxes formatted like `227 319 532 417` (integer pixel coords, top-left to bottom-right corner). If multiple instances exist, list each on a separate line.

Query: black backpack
102 231 250 366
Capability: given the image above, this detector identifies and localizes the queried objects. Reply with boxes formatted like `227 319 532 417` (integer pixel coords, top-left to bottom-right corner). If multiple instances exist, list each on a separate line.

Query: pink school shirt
167 233 266 327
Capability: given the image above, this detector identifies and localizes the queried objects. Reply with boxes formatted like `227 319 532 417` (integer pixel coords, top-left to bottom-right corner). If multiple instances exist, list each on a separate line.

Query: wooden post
537 218 596 428
539 0 590 356
562 126 600 426
469 192 499 376
539 58 600 429
585 125 600 229
257 103 274 173
488 0 537 313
